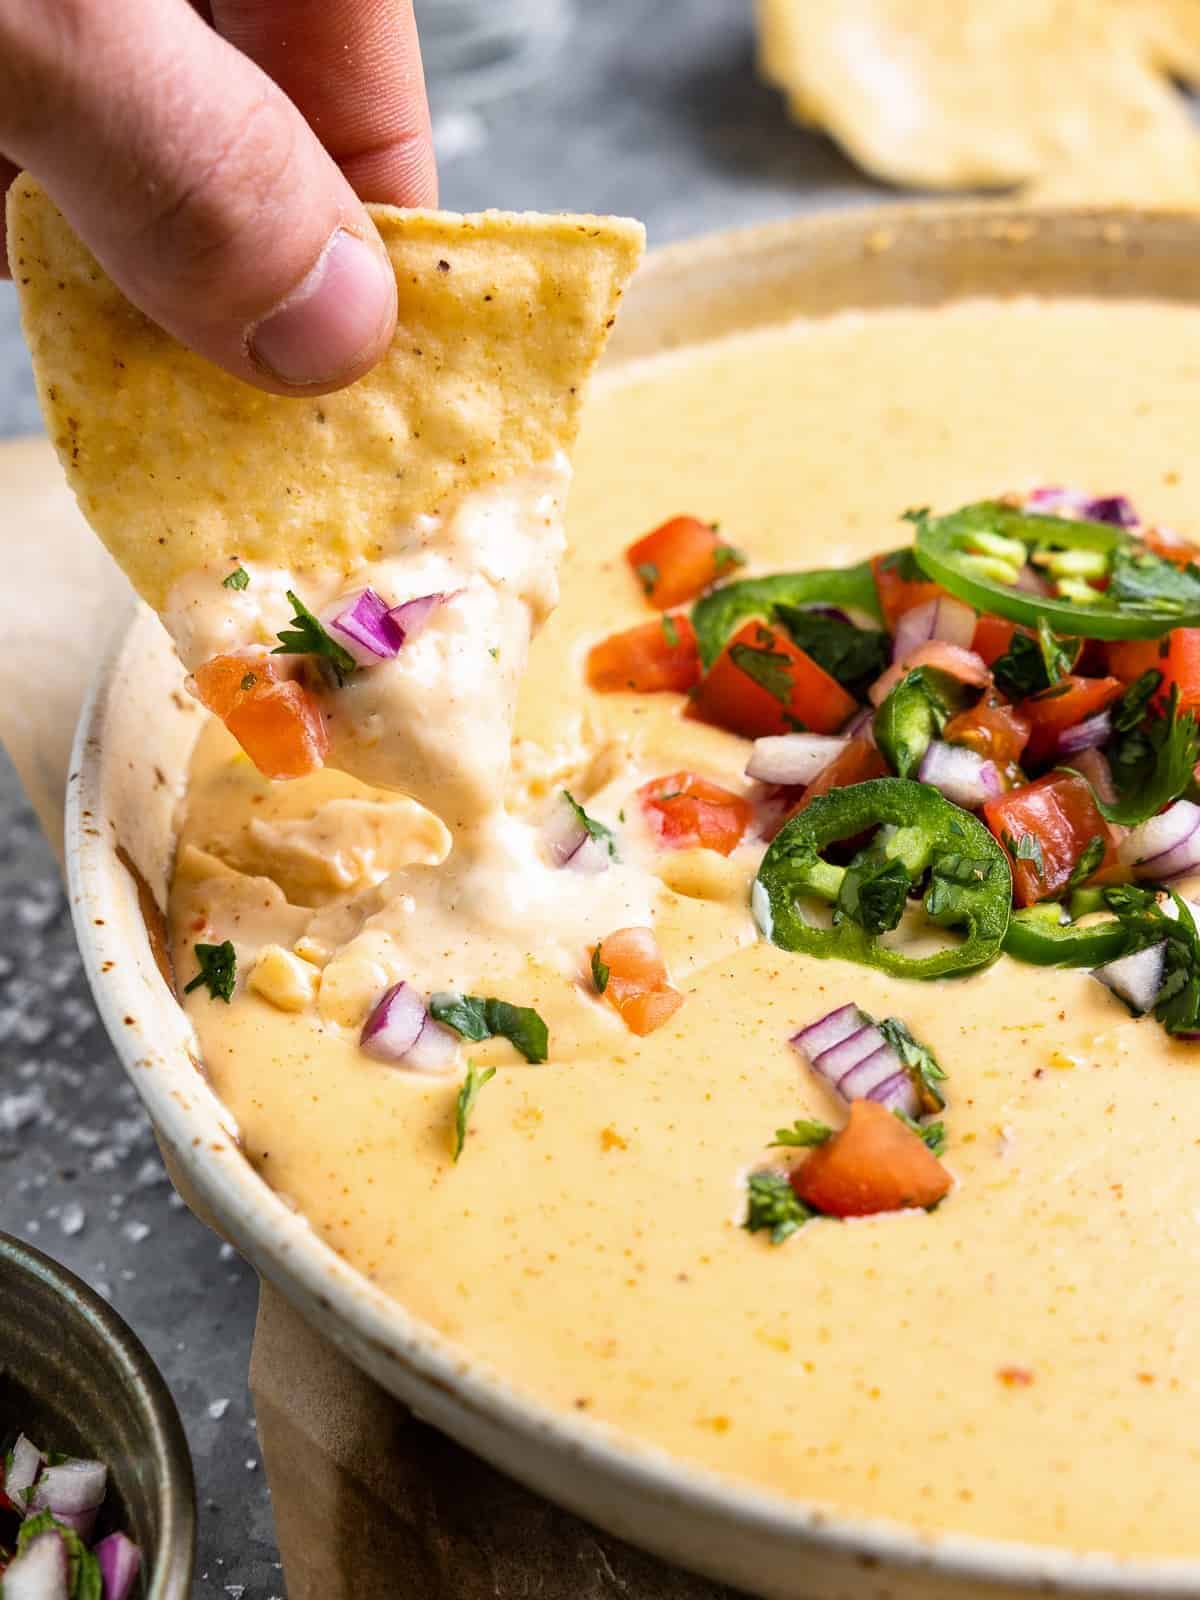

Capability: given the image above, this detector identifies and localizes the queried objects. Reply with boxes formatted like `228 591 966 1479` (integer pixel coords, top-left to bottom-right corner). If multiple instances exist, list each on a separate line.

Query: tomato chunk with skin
194 652 328 780
586 615 700 694
1017 674 1123 767
792 1100 951 1217
971 614 1019 667
1159 628 1200 715
639 771 752 855
871 553 946 631
594 927 683 1036
984 770 1117 906
1105 637 1165 685
943 694 1030 768
626 515 740 608
690 620 857 739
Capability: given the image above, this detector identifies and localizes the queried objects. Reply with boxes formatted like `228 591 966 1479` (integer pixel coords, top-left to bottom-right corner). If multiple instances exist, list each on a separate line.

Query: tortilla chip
7 177 643 609
756 0 1200 204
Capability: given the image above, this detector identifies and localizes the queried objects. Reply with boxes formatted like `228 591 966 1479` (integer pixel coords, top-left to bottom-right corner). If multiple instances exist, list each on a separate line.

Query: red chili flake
997 1366 1035 1388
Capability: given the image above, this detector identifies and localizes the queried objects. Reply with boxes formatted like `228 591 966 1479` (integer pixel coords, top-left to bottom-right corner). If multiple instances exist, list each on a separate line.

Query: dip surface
170 297 1200 1556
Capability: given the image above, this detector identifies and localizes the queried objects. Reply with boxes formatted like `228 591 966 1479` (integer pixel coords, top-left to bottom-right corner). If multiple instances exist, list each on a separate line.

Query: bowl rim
0 1230 196 1598
64 201 1200 1596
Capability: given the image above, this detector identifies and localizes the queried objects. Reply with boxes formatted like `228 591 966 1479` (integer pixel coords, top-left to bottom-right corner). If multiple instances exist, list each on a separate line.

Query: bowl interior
0 1231 195 1597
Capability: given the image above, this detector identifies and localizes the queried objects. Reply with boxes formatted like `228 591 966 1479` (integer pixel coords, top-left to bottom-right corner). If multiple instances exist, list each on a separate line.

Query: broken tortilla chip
756 0 1200 205
7 177 644 609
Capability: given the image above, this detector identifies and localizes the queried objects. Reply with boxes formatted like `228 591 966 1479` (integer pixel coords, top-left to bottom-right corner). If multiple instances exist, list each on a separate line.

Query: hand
1 0 437 394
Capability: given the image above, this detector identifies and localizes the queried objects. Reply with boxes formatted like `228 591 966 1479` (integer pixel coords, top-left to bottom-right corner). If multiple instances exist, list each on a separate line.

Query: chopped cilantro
712 542 747 573
635 561 660 595
430 992 549 1063
771 603 889 693
1102 885 1200 1036
240 671 257 692
453 1062 496 1161
1036 616 1079 685
729 632 793 704
183 940 237 1003
1002 830 1045 880
488 646 499 661
590 945 610 994
562 790 618 859
1109 544 1200 617
222 566 250 591
895 1111 947 1156
272 589 357 686
836 850 911 936
878 1016 947 1113
769 1119 833 1148
743 1171 813 1245
1099 684 1199 826
992 622 1079 699
661 613 680 648
1066 835 1107 891
1111 669 1162 733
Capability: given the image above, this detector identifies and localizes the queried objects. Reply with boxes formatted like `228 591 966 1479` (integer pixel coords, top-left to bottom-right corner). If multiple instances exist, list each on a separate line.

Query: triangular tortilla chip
756 0 1200 204
8 177 644 609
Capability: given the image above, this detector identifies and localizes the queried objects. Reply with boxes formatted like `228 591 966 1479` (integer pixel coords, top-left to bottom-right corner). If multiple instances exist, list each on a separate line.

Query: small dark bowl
0 1230 195 1597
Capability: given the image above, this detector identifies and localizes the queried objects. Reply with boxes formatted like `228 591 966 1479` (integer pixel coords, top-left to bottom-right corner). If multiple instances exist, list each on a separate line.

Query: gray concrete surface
0 2 896 1592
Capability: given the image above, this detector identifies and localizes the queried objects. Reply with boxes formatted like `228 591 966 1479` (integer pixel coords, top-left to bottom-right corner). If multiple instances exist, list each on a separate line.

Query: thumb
1 0 399 394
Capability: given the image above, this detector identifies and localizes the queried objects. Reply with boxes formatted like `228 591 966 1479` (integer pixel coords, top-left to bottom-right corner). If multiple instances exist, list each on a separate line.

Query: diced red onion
841 704 874 739
95 1533 142 1600
1056 711 1111 757
790 1003 863 1058
918 740 1002 809
6 1434 43 1504
42 1508 97 1541
360 982 457 1072
745 734 848 787
1067 746 1117 804
1027 486 1138 528
387 592 444 645
1120 800 1200 880
325 588 405 665
891 595 976 662
1 1531 69 1600
1094 942 1165 1015
791 1007 921 1116
1013 564 1052 596
1027 485 1083 516
542 793 610 874
30 1460 107 1517
1085 495 1137 529
570 833 612 875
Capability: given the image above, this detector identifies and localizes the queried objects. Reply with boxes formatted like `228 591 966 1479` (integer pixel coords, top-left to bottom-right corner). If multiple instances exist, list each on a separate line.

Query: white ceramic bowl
66 205 1200 1598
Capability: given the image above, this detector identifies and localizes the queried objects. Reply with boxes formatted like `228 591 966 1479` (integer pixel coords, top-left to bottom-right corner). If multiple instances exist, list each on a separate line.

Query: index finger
211 0 437 207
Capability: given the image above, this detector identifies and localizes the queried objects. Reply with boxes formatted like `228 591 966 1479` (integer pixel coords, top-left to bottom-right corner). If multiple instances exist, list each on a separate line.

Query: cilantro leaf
183 940 237 1003
1066 834 1107 891
836 851 911 936
222 566 250 591
635 561 660 595
272 589 357 686
239 671 257 692
770 1119 834 1148
430 992 549 1063
992 622 1079 699
590 945 610 993
1102 885 1200 1036
1109 545 1200 618
771 603 889 693
895 1110 947 1156
729 636 793 704
453 1062 496 1162
878 1016 947 1113
743 1171 813 1244
712 542 747 574
1111 668 1163 733
1002 830 1045 881
1036 616 1079 685
1099 685 1199 826
562 790 618 859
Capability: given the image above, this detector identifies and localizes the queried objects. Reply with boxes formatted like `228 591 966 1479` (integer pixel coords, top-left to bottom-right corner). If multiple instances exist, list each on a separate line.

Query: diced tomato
1017 674 1123 767
871 553 946 631
639 771 752 855
943 694 1030 768
594 927 683 1036
585 614 700 694
791 1100 951 1217
1141 525 1200 567
787 738 888 821
971 614 1019 667
194 652 328 780
1103 638 1163 684
690 620 857 739
625 515 741 608
984 770 1118 905
1159 628 1200 715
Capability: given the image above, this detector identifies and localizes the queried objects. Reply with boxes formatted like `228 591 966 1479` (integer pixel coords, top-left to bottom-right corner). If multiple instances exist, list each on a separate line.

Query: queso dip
170 296 1200 1557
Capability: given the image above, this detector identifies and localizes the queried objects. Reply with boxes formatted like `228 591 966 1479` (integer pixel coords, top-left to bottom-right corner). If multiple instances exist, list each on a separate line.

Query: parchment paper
0 434 742 1600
